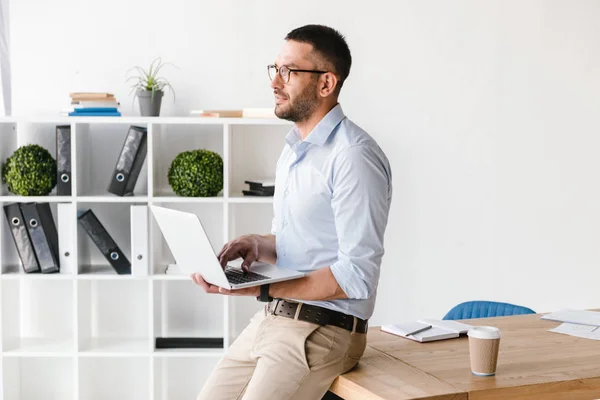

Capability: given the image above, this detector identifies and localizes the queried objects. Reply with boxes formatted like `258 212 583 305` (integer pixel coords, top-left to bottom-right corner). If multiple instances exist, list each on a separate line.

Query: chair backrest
443 300 536 320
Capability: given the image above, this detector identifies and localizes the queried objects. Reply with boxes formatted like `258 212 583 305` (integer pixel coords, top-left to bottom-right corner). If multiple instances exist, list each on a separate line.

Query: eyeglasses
267 64 328 84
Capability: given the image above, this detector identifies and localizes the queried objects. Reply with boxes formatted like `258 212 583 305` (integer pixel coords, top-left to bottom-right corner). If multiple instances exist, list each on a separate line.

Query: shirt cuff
329 259 372 300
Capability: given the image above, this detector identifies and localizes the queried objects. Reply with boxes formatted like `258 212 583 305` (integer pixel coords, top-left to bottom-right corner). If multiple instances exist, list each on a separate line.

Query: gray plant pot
137 89 163 116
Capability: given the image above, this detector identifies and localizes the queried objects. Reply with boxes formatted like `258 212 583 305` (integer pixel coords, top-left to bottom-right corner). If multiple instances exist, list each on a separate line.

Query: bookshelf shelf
0 272 75 280
79 338 150 354
0 116 288 399
151 274 190 281
0 195 74 203
153 348 224 356
228 196 274 204
76 195 150 203
151 194 225 204
2 337 75 354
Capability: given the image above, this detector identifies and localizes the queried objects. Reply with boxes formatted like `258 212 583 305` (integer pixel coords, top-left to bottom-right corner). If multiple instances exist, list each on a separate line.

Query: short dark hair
285 24 352 92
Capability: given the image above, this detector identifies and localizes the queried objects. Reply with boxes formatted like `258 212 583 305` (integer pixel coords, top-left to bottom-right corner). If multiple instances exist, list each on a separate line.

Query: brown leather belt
267 299 368 334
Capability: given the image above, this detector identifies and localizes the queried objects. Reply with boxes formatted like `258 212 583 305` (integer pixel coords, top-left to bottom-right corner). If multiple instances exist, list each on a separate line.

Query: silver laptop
150 205 305 289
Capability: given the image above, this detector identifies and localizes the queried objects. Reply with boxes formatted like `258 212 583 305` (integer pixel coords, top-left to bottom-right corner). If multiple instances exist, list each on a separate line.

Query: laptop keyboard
225 267 271 284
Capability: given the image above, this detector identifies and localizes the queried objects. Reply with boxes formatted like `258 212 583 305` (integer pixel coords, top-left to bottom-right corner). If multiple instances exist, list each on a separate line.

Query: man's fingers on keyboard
217 240 233 259
219 243 245 267
242 256 257 273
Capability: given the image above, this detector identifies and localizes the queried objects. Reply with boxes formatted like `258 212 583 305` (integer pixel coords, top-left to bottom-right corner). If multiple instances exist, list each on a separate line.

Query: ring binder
57 203 76 274
107 126 148 196
56 125 72 196
130 205 149 276
78 209 131 274
3 203 41 273
19 202 60 273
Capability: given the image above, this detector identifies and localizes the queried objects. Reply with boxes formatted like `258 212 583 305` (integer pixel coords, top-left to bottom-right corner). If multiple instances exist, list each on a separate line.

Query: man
194 24 392 400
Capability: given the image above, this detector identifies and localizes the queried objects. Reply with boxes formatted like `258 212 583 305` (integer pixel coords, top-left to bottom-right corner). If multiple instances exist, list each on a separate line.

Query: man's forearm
269 266 348 301
257 234 277 265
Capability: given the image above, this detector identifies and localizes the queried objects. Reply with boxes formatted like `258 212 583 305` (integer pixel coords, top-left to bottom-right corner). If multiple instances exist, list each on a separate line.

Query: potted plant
126 57 176 117
2 144 57 196
168 149 223 197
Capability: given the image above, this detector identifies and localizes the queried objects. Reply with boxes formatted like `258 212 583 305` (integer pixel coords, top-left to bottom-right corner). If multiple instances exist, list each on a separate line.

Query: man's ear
319 72 339 98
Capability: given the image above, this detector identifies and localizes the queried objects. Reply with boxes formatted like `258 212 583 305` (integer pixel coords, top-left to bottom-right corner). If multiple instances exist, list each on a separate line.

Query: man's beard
274 83 319 122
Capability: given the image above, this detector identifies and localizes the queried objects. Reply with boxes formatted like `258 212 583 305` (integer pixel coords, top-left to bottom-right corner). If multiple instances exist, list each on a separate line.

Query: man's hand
217 234 277 273
190 273 260 297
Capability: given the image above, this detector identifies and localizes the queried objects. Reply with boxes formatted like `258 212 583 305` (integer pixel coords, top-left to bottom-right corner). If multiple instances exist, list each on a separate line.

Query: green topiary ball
2 144 57 196
168 149 223 197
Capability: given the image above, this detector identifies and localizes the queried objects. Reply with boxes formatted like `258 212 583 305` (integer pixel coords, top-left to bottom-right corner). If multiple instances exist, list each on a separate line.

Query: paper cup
468 326 501 376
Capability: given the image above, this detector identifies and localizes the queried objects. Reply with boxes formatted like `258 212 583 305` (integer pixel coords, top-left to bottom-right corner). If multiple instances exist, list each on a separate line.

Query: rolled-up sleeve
329 144 392 300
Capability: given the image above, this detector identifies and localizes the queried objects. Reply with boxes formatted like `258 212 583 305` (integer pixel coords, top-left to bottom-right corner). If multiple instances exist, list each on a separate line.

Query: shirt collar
284 104 346 148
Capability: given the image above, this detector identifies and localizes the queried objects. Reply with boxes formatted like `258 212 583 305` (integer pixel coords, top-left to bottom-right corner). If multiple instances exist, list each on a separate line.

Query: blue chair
443 301 536 320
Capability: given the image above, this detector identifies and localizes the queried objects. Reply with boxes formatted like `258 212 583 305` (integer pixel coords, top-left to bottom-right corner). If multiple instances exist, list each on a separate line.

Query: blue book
72 107 119 113
69 111 121 117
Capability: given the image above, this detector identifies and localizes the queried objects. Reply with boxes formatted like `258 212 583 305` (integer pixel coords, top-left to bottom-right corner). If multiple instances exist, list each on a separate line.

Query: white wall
9 0 600 325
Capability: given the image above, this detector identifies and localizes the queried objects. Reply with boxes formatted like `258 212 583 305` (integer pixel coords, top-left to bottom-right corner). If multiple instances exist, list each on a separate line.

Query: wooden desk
330 312 600 400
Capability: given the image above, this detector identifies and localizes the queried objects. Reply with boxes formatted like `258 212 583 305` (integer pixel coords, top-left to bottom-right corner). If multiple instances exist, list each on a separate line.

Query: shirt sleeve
329 144 392 300
270 216 277 235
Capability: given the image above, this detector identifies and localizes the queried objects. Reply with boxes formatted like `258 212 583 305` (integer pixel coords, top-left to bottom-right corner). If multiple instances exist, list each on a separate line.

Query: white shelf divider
223 123 231 350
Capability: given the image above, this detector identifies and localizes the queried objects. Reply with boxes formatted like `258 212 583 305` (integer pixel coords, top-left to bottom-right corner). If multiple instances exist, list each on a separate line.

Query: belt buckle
267 299 279 315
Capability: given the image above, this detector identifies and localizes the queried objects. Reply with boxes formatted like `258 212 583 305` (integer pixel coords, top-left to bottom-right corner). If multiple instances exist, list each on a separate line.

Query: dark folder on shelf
56 125 72 196
3 203 40 273
155 337 224 349
107 125 148 196
19 203 60 273
243 179 275 196
78 209 131 274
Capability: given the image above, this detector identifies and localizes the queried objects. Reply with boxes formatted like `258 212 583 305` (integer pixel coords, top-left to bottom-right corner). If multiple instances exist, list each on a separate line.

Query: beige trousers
197 304 367 400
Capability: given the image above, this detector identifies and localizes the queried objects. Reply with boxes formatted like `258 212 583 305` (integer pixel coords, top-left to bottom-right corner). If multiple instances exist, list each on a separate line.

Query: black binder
107 126 148 196
78 209 131 274
3 203 40 273
56 125 72 196
243 179 275 196
155 337 224 349
19 203 60 273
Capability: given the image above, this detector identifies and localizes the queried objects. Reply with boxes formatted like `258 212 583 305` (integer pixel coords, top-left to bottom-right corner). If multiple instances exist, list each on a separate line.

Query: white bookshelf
0 116 289 400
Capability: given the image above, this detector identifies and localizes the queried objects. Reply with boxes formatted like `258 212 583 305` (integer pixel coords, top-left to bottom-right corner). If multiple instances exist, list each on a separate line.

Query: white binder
130 205 149 276
57 203 76 274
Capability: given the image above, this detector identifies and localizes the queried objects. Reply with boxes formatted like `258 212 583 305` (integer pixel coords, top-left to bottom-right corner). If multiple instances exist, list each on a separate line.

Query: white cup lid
468 326 501 339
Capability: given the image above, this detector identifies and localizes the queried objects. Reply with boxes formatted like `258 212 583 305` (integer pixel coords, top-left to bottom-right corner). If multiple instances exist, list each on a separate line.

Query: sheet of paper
549 323 600 340
541 309 600 327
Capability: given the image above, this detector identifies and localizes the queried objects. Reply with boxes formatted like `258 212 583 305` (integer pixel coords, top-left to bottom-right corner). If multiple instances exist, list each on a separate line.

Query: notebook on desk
381 319 473 343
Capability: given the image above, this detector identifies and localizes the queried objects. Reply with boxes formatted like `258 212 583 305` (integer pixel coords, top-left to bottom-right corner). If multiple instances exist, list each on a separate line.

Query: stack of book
243 179 275 196
67 92 121 116
190 108 276 118
165 264 183 275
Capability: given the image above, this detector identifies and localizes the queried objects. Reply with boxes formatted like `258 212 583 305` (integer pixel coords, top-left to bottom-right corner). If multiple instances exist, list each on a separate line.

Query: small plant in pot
127 57 176 117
